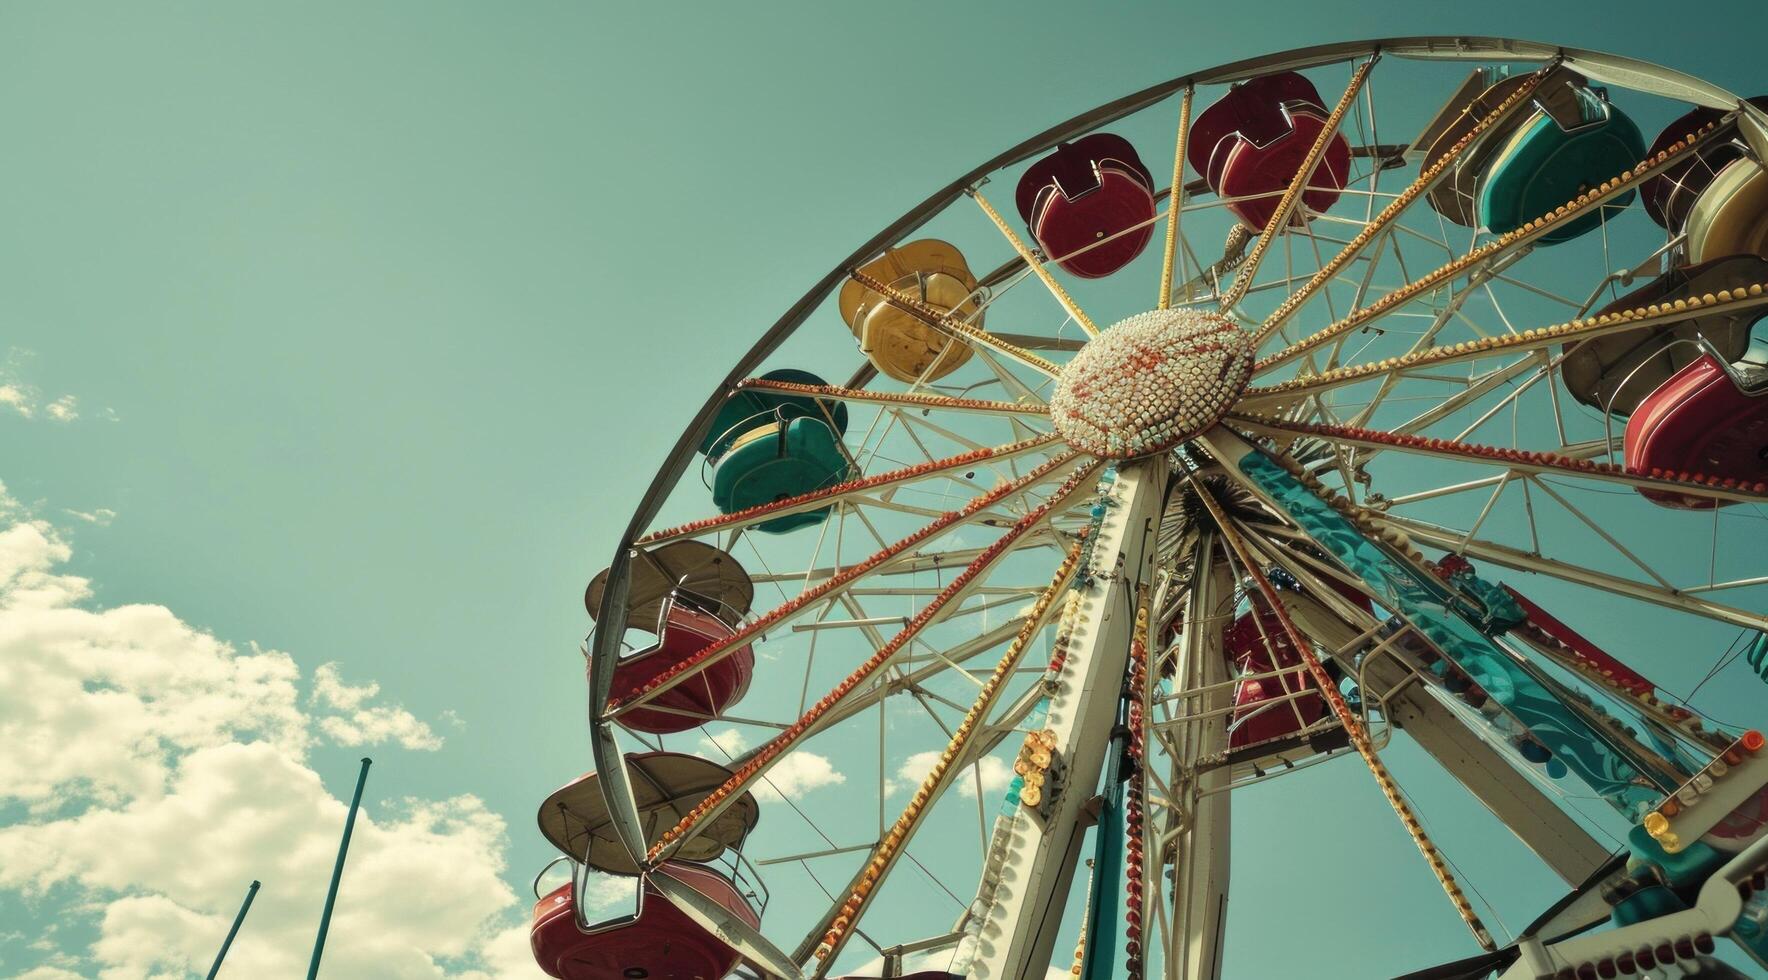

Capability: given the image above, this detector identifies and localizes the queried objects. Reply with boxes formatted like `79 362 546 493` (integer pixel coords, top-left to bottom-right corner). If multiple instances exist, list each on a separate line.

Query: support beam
1161 535 1234 980
1268 576 1612 886
972 457 1169 980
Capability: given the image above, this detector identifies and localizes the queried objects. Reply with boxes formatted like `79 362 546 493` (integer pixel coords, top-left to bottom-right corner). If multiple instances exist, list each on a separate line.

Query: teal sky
2 2 1766 978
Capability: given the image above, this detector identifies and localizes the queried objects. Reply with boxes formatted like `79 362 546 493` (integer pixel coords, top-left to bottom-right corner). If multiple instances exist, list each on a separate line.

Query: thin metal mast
205 879 261 979
308 757 371 979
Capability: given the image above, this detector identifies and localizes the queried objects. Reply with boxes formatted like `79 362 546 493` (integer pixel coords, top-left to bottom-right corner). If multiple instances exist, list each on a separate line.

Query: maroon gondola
1640 98 1768 232
532 754 766 980
1187 71 1350 231
1014 133 1157 278
1223 601 1325 749
530 861 762 980
602 597 753 734
586 542 756 734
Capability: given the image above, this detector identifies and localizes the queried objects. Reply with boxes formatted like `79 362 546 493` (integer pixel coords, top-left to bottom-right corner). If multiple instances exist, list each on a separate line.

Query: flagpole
205 879 261 979
308 757 372 979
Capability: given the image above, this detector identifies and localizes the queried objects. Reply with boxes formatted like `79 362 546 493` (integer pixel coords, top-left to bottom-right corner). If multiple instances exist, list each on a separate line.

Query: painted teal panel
1439 563 1527 634
1236 449 1664 817
1080 736 1126 980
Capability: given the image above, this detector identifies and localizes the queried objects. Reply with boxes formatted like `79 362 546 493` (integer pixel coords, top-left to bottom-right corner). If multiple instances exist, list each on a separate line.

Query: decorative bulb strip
1256 118 1732 373
610 451 1082 715
1191 480 1496 951
1248 279 1768 397
1158 86 1194 312
1253 66 1547 346
1509 617 1731 752
1222 56 1376 312
812 538 1088 965
646 460 1104 865
1226 413 1768 501
848 269 1063 378
971 188 1101 338
1122 588 1150 980
1547 933 1718 980
734 377 1051 416
638 434 1061 546
1641 729 1767 854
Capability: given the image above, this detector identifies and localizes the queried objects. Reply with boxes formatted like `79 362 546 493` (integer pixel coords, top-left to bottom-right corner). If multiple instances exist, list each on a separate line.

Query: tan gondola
1560 255 1766 415
838 239 981 384
537 751 761 876
1686 158 1768 263
584 540 753 630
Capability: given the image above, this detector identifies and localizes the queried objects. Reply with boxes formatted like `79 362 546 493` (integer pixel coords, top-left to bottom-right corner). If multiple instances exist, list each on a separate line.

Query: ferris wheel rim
578 36 1762 978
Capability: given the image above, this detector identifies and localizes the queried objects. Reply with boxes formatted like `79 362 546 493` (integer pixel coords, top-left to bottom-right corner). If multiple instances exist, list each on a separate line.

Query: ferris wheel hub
1049 307 1253 459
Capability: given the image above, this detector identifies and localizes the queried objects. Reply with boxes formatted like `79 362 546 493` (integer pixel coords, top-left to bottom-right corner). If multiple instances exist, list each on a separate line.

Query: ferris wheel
532 36 1768 980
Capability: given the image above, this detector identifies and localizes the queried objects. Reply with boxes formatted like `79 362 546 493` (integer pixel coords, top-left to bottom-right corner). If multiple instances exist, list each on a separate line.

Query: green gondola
703 369 855 534
1479 87 1645 244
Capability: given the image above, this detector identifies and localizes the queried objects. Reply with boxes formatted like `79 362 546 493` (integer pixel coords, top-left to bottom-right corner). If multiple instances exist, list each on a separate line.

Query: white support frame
1157 534 1235 980
971 457 1169 980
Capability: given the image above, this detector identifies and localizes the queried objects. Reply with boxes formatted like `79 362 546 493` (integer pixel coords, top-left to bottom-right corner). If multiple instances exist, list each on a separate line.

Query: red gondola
1014 133 1156 279
1223 601 1325 749
1187 71 1350 231
533 754 766 980
586 541 756 734
602 597 753 734
531 861 762 980
1625 348 1768 509
1560 255 1766 416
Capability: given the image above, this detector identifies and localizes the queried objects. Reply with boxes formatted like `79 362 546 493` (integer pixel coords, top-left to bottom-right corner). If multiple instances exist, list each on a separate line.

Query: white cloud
0 383 33 418
44 395 77 423
62 507 116 526
696 727 751 758
0 359 78 423
0 521 309 810
694 727 844 802
0 486 535 978
312 662 443 751
888 750 1012 799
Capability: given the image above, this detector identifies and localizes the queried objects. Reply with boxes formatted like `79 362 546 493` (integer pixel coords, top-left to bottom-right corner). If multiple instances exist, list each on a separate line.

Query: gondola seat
1478 87 1644 244
1625 351 1768 509
1015 133 1156 278
711 416 854 533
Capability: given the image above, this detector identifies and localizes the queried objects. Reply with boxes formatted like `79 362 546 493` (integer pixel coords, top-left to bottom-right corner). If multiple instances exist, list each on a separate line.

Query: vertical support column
1161 536 1234 980
971 457 1168 980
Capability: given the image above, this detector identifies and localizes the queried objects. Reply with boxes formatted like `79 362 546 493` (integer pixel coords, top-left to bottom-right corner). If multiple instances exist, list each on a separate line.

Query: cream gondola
838 239 981 383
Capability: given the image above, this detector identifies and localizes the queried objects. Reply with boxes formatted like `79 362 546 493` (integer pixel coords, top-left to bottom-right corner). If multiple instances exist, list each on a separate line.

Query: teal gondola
1478 85 1645 244
703 369 856 534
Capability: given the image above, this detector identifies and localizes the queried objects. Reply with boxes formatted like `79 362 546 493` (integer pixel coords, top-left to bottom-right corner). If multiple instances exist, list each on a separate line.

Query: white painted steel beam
971 457 1168 980
1160 535 1234 980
